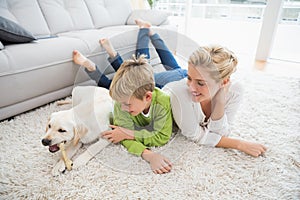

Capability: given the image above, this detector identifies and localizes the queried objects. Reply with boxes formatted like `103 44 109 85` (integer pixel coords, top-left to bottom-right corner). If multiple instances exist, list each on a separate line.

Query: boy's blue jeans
85 28 187 89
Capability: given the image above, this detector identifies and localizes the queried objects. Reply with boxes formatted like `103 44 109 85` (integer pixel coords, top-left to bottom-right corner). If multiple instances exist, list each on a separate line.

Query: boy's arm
134 103 173 147
112 102 173 155
141 148 172 174
112 102 150 156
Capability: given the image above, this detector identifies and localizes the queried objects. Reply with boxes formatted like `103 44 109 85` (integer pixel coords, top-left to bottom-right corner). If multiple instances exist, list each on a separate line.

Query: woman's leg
73 50 111 89
135 21 151 58
135 19 187 88
135 19 181 70
150 33 181 70
154 69 187 88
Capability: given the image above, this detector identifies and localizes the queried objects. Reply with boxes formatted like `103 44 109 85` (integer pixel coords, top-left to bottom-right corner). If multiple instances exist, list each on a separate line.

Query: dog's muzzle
41 139 60 153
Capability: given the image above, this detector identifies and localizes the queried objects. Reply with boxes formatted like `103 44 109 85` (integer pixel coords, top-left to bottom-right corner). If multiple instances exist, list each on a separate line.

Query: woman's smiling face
186 64 220 103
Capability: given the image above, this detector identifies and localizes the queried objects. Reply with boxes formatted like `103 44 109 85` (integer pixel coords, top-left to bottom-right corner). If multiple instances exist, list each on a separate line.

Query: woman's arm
216 136 267 157
213 83 266 157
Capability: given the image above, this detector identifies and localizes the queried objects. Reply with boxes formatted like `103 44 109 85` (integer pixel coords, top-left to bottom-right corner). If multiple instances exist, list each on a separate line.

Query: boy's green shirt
113 88 173 156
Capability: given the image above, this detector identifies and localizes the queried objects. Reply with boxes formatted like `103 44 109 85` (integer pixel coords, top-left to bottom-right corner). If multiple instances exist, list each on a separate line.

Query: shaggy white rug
0 71 299 199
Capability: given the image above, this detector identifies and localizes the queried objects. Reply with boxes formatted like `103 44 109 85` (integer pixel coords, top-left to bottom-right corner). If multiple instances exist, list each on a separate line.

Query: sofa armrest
126 9 170 26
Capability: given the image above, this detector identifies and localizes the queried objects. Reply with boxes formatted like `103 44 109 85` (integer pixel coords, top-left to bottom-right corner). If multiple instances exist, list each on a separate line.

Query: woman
163 45 267 157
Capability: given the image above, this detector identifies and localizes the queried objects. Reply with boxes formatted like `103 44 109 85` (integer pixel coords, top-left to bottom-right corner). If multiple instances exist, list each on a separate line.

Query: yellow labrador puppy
42 86 112 176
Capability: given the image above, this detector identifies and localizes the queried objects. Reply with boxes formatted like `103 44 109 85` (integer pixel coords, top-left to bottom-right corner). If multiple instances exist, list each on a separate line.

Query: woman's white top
163 78 244 146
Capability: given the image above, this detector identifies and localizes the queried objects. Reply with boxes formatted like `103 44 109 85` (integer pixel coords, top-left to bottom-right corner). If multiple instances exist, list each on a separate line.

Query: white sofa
0 0 176 121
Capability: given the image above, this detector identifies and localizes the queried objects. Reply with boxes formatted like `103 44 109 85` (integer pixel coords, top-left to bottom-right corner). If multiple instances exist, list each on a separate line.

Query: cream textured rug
0 71 299 199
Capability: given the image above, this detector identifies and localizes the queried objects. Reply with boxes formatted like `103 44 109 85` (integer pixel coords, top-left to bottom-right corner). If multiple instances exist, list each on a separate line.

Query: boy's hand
142 149 172 174
101 125 134 144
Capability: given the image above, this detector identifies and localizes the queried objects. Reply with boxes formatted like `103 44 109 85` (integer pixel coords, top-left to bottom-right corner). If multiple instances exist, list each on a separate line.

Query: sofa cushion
126 9 169 26
84 0 132 28
38 0 94 34
0 36 90 107
0 0 51 38
0 16 36 44
0 37 89 75
57 26 138 54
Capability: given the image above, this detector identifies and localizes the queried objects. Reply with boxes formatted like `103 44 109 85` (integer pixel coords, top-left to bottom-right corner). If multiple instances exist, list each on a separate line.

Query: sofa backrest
0 0 133 37
38 0 95 35
84 0 132 29
0 0 51 37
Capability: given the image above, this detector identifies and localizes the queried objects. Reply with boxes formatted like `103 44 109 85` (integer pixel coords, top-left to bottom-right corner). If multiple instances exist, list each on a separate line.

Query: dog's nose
42 139 51 146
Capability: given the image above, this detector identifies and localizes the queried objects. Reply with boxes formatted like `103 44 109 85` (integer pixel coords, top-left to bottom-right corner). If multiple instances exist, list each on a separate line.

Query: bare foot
73 50 96 71
99 39 117 58
135 19 151 28
135 19 154 36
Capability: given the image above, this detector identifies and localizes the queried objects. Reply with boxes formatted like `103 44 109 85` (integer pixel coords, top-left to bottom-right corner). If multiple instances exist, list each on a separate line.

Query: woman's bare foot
73 50 96 71
135 19 151 28
99 39 117 58
135 19 154 36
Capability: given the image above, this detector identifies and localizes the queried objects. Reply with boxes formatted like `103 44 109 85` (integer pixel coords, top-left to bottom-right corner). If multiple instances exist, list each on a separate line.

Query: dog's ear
73 125 88 146
45 117 50 132
46 112 58 132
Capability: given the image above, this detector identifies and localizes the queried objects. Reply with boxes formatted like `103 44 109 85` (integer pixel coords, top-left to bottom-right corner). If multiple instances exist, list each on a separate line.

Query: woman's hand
237 140 267 157
217 137 267 157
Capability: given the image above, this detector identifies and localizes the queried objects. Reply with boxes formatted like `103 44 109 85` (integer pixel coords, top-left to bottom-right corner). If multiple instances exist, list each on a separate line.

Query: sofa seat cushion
58 25 178 73
0 37 89 75
126 9 169 26
0 36 92 107
57 26 138 53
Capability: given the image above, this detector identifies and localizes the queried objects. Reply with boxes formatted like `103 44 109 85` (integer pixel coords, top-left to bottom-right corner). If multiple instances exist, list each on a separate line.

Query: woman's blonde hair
188 45 238 82
109 54 154 101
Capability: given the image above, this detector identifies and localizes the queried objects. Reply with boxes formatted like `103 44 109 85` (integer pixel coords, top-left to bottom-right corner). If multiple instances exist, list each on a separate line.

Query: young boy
101 55 173 174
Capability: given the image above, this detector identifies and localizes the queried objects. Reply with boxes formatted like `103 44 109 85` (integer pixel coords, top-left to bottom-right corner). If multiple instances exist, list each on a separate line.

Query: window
155 0 300 63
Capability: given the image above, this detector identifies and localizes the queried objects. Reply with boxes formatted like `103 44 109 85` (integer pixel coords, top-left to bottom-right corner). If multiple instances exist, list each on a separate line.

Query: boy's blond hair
109 54 155 101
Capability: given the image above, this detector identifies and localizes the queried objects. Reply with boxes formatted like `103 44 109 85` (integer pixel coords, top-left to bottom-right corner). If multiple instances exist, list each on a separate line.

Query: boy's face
120 92 152 116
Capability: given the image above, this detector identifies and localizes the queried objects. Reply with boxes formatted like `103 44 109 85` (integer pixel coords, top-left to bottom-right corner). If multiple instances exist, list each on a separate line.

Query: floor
254 59 300 78
231 52 300 79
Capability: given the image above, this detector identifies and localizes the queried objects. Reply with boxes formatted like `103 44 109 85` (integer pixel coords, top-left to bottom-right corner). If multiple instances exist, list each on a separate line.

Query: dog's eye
58 129 66 133
48 124 51 129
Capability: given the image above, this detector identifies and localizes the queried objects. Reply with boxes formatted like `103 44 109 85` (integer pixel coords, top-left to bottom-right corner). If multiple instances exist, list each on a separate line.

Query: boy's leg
100 39 123 71
73 50 96 71
84 67 112 89
73 50 111 89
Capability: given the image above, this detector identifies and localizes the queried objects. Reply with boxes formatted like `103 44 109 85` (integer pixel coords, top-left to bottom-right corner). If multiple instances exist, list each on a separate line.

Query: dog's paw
51 160 67 176
72 153 91 169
